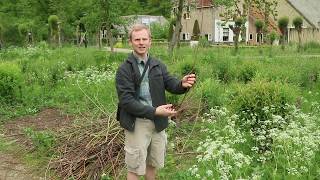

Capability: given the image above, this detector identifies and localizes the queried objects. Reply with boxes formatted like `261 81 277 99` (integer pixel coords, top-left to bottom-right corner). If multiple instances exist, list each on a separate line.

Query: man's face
129 29 151 57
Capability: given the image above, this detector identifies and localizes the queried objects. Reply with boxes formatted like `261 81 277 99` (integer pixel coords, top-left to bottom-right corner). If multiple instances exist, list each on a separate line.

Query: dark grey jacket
115 53 186 132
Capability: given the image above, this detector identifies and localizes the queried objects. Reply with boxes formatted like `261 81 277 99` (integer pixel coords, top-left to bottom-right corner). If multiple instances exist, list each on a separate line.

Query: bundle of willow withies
50 115 125 180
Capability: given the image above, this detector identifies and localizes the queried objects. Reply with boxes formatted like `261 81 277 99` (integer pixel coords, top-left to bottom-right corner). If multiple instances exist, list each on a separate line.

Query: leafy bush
237 61 257 83
214 60 236 83
0 62 23 103
232 80 298 124
178 60 199 76
231 80 298 152
196 78 225 108
150 22 169 39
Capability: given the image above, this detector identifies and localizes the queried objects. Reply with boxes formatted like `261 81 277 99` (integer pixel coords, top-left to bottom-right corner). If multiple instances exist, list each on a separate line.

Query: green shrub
231 80 299 152
214 60 236 83
0 62 23 103
178 60 199 76
196 78 225 109
232 80 298 123
237 61 257 83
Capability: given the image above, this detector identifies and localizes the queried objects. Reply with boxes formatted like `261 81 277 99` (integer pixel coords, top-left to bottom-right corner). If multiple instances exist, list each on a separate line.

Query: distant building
174 0 248 44
122 15 168 28
277 0 320 43
173 0 320 45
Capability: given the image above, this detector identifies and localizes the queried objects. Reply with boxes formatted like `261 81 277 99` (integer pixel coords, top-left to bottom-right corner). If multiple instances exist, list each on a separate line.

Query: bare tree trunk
106 25 114 53
98 30 102 49
168 0 184 57
58 23 61 47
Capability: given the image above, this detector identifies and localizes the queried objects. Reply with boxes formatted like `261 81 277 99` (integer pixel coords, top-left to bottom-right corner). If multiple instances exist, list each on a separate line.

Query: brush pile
50 114 124 179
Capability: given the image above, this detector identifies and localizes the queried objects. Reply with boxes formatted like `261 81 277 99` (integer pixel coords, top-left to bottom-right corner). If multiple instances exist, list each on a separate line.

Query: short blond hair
129 24 151 40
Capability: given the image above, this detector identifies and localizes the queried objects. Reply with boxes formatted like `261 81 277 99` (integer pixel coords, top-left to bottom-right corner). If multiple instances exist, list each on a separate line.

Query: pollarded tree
229 17 244 53
48 15 60 47
255 19 264 45
18 22 34 46
253 0 278 39
293 16 303 51
214 0 250 53
192 19 200 41
277 16 289 50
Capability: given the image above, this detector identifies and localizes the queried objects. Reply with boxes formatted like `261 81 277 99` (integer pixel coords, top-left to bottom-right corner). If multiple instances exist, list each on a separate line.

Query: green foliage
23 127 55 153
0 62 23 103
192 20 200 41
235 17 244 27
48 15 59 32
302 41 320 51
197 78 226 108
177 59 199 76
214 60 236 83
150 22 169 39
237 61 257 83
255 20 264 32
267 31 278 45
293 16 303 32
199 37 210 48
277 16 289 34
232 80 298 127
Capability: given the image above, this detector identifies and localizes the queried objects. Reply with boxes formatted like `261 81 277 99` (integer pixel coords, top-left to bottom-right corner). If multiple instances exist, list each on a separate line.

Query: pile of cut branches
50 114 124 179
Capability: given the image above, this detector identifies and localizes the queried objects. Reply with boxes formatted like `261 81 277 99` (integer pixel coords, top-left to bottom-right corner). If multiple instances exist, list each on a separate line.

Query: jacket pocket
124 146 140 169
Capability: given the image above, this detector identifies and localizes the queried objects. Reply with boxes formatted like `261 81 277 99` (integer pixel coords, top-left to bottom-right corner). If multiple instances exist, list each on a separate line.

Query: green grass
0 43 320 179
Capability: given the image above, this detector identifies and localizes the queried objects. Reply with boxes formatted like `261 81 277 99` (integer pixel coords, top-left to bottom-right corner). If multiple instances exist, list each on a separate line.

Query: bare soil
0 108 73 179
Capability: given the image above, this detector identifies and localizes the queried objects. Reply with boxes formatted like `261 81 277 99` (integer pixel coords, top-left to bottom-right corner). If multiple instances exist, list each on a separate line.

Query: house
177 0 248 44
122 15 168 28
276 0 320 43
175 0 320 45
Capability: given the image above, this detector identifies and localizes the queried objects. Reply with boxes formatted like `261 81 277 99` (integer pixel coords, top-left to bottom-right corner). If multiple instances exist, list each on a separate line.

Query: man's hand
155 104 176 117
182 74 196 88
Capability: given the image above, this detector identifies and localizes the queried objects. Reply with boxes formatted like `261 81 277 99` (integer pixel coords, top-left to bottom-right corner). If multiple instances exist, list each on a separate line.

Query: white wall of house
214 20 234 43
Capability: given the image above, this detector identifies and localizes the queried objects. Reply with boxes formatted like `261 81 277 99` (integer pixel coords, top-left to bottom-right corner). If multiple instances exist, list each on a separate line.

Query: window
223 28 229 42
186 5 191 12
184 13 190 19
182 33 190 40
256 33 263 43
249 34 253 40
186 33 190 40
205 34 212 41
173 7 177 14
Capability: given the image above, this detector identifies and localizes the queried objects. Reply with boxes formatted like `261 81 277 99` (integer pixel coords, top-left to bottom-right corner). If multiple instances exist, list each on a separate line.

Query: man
115 24 196 180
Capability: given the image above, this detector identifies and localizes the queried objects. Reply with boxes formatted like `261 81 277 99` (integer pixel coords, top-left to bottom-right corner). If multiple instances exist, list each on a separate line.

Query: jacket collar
127 52 160 68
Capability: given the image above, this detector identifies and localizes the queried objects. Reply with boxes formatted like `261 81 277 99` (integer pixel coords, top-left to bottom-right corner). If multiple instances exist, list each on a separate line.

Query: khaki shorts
124 118 167 175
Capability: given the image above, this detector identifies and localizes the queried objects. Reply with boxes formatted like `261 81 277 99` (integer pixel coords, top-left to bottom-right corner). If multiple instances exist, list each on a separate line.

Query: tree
255 19 264 45
0 23 3 49
192 20 200 40
277 16 289 50
214 0 249 53
253 0 278 40
168 0 184 57
48 15 61 47
293 16 303 51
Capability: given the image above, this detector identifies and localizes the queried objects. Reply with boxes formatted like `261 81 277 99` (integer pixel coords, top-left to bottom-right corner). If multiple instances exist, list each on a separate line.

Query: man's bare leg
127 171 139 180
145 165 156 180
